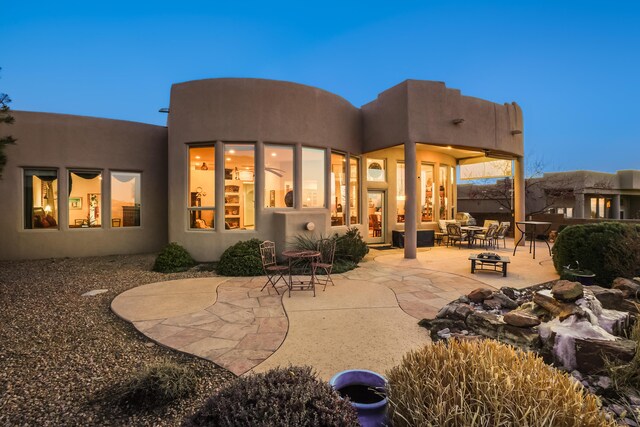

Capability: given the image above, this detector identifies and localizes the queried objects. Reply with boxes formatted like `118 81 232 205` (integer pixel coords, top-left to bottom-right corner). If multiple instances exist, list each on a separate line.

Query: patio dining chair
259 240 289 294
446 223 469 249
473 223 499 248
495 222 510 249
312 238 337 291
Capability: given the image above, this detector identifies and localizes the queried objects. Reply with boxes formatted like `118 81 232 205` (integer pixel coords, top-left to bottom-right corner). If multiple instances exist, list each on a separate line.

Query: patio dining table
513 221 552 259
461 226 486 248
282 250 321 297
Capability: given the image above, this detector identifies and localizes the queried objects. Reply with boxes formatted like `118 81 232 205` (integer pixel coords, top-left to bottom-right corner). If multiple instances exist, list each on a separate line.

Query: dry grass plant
607 320 640 391
386 339 614 427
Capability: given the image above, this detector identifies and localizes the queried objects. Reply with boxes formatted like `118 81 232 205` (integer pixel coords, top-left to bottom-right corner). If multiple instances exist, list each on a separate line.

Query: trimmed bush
183 366 359 427
216 238 263 276
100 362 197 409
386 340 613 427
153 242 196 273
552 222 640 285
335 226 369 264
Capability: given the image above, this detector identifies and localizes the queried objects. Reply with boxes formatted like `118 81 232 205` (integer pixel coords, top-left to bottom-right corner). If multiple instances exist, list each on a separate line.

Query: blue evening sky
3 0 639 173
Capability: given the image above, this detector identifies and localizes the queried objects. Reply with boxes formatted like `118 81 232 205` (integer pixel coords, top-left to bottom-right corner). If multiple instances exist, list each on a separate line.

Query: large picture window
111 172 141 227
189 146 215 230
396 162 405 223
264 144 294 208
224 144 255 230
68 170 102 228
24 169 58 229
302 147 325 208
349 156 360 225
331 152 346 225
420 164 435 222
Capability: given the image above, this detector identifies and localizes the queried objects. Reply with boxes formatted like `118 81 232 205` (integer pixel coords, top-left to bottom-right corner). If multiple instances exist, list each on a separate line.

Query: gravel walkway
0 255 235 426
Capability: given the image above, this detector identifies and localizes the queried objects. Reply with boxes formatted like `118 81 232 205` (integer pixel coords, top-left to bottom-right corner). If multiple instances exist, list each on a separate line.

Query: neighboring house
0 78 525 261
458 170 640 220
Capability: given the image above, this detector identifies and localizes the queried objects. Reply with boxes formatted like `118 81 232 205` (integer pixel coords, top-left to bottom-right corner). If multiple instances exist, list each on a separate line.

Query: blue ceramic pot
329 369 388 427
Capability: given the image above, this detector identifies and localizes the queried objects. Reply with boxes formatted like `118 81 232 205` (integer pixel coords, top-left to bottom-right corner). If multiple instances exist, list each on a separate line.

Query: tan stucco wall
0 111 168 260
167 78 363 261
362 80 524 157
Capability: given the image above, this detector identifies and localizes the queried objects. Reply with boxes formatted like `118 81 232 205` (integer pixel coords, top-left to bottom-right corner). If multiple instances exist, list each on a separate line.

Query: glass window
189 146 215 230
367 158 385 182
111 172 141 227
225 144 255 230
24 169 58 229
264 145 294 208
439 165 450 220
349 156 360 225
331 152 346 226
69 170 102 227
396 162 405 223
302 147 325 208
420 164 435 222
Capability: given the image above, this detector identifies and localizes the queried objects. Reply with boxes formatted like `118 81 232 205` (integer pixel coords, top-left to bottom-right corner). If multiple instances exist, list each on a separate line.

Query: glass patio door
367 190 385 243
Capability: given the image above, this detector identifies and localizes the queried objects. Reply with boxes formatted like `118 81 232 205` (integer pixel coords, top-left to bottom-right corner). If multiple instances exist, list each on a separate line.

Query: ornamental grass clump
153 242 196 273
386 340 614 427
100 362 197 409
183 366 359 427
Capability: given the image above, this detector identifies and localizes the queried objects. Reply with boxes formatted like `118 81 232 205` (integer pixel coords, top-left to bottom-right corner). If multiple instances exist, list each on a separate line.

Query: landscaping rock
499 286 519 300
552 280 584 302
457 295 470 304
81 289 109 297
613 278 640 299
418 318 466 341
482 298 502 311
590 286 640 315
468 288 493 303
574 338 636 374
533 290 582 320
492 292 518 309
436 302 475 321
503 310 541 328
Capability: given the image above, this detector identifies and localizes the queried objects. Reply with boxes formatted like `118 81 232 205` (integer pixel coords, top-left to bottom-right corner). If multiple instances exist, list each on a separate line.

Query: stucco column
294 143 302 210
514 156 525 246
325 149 332 212
404 142 417 259
345 154 351 225
215 141 225 230
611 194 621 219
574 193 585 219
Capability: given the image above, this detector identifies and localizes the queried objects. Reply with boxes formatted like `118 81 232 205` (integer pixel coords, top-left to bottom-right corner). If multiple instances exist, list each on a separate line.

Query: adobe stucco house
0 78 525 261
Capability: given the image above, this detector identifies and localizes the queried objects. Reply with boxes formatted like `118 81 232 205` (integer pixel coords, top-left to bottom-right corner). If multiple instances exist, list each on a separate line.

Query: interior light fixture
226 157 231 161
195 155 201 159
271 153 277 157
229 149 235 154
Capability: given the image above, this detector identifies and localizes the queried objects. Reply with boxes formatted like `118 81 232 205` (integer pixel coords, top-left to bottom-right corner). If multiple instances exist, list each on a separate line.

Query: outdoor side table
469 254 510 277
512 221 552 259
282 250 321 297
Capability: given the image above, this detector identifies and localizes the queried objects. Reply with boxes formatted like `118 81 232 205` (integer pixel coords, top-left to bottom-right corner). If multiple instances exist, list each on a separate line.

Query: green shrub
183 366 359 427
552 222 640 285
335 226 369 264
153 242 196 273
100 362 197 409
386 340 613 427
216 238 263 276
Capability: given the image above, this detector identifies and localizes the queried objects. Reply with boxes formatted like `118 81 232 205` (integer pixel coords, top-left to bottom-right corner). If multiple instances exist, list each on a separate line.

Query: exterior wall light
452 118 465 125
511 129 523 135
305 222 315 231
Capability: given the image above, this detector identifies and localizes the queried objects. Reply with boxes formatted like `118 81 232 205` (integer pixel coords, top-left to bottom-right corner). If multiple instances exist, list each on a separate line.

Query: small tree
0 68 17 179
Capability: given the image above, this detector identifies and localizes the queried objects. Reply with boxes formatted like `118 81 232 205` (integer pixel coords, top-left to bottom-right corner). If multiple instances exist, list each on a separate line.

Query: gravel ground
0 254 235 426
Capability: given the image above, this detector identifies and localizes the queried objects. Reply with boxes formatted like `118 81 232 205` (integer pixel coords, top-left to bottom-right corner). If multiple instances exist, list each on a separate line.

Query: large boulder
436 302 475 321
575 338 637 374
492 291 518 309
552 280 584 302
612 278 640 299
468 288 493 303
503 310 541 328
590 286 640 315
466 312 539 350
533 291 582 320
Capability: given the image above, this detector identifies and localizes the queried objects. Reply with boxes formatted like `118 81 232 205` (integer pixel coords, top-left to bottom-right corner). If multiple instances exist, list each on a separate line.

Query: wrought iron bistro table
281 250 321 297
513 221 552 260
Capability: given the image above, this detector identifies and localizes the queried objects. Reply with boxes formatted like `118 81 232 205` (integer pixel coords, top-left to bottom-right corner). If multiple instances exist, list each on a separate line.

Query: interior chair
312 238 337 291
473 223 499 248
446 223 468 249
259 241 289 294
369 214 382 237
495 222 510 249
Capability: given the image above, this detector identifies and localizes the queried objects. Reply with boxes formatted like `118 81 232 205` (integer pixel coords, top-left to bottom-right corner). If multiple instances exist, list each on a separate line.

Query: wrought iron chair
312 238 337 291
259 241 289 294
495 222 510 249
446 223 468 249
473 223 499 248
